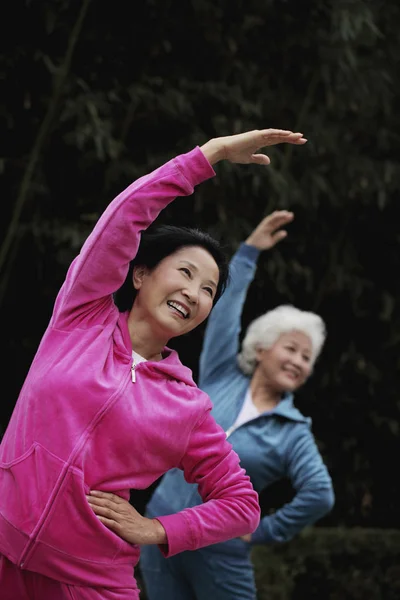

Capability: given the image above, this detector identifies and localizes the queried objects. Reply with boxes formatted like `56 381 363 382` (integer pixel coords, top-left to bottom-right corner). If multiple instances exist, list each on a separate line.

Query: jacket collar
268 393 310 424
119 310 197 387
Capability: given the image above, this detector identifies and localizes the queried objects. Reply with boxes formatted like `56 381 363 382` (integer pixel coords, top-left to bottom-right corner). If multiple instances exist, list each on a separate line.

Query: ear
132 265 149 290
255 346 264 362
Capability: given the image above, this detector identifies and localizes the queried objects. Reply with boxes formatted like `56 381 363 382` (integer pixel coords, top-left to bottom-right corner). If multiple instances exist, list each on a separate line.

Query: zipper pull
131 362 136 383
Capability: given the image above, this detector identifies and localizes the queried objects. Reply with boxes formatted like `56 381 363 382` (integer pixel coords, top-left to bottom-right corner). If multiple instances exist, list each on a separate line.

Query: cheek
152 271 179 295
199 294 214 314
275 350 292 365
262 357 281 375
198 302 213 323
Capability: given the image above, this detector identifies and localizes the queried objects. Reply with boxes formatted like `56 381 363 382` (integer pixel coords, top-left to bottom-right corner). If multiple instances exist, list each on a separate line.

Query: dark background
1 0 399 561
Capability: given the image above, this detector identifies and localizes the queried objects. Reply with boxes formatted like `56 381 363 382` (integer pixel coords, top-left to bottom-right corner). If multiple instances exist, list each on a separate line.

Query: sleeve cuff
155 511 196 558
237 243 261 262
174 147 216 188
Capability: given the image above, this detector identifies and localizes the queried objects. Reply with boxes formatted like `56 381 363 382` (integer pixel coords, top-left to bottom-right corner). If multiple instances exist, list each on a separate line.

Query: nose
290 352 304 369
182 284 199 305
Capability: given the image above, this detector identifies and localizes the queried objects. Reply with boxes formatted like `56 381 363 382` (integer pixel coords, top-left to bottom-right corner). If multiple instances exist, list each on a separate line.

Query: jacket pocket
37 466 126 563
0 443 66 536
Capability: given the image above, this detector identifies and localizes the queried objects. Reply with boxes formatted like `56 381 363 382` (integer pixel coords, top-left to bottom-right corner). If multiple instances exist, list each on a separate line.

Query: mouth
167 300 190 320
282 367 300 381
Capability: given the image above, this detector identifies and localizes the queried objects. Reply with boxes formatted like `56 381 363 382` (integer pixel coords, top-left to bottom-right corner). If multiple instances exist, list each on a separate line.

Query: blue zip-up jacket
146 243 334 549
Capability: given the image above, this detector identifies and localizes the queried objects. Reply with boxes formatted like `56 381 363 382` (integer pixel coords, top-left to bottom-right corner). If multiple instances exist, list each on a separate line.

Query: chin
164 320 196 339
278 377 300 392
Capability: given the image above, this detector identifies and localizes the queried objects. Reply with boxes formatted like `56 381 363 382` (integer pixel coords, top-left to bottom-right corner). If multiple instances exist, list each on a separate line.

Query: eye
203 286 214 297
302 354 311 363
285 345 296 352
179 267 192 277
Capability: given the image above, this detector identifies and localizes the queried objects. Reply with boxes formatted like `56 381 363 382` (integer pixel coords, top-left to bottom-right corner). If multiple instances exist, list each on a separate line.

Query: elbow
249 506 261 533
230 487 261 536
244 490 261 533
316 486 335 516
326 486 336 512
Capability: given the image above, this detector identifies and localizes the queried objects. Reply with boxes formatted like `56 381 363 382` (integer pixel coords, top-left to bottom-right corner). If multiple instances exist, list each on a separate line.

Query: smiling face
255 330 313 393
132 245 219 341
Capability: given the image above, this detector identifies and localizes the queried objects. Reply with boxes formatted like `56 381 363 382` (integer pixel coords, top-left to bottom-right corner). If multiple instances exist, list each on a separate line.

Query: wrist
244 237 262 250
199 138 226 165
150 518 167 545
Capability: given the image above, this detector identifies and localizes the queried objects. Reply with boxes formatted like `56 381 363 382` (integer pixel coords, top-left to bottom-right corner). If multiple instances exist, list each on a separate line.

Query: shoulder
278 420 315 456
274 395 312 428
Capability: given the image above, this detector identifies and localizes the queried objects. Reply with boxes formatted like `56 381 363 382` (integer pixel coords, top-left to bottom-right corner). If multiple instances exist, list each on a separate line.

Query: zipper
131 360 136 383
18 370 133 569
131 356 147 382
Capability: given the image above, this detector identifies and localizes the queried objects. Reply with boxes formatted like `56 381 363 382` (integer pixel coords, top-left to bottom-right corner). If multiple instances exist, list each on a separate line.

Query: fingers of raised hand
263 210 294 230
259 129 307 146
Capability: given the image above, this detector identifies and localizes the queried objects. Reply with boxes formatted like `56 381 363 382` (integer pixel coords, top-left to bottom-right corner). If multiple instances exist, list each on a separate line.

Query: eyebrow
285 339 311 354
180 261 218 289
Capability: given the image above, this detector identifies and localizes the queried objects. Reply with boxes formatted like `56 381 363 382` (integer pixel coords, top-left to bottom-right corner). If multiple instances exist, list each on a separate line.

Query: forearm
251 485 334 545
157 410 260 557
263 426 335 545
157 488 259 557
199 244 260 383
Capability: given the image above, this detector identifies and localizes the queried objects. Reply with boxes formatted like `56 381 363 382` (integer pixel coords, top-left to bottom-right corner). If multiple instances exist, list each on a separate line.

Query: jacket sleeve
154 408 261 557
250 425 335 545
50 147 215 330
198 243 260 387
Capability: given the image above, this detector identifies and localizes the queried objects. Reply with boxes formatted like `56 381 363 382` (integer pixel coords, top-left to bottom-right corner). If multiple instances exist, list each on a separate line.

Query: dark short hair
114 225 230 312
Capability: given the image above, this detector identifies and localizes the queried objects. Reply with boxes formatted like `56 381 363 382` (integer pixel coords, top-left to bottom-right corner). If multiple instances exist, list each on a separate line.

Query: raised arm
51 129 305 330
250 425 335 545
199 210 295 386
51 148 215 329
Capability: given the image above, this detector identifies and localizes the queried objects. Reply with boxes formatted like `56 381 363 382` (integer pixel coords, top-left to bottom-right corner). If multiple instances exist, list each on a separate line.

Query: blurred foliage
251 527 400 600
136 527 400 599
1 0 400 531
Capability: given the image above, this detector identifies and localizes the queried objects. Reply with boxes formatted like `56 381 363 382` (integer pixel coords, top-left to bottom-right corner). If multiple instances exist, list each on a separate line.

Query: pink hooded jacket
0 147 260 589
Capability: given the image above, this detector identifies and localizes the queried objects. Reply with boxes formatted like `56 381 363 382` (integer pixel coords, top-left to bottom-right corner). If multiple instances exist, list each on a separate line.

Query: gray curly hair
237 304 326 376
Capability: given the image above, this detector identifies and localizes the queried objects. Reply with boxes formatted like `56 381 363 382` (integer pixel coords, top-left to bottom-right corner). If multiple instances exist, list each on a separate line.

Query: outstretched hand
245 210 294 251
87 490 167 546
200 129 307 166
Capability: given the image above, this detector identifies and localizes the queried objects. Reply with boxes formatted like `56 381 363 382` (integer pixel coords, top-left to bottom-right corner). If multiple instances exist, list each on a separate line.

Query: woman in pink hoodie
0 128 306 600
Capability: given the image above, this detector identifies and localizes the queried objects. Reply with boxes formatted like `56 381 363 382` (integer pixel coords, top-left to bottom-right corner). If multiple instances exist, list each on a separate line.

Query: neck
250 368 283 412
127 309 168 362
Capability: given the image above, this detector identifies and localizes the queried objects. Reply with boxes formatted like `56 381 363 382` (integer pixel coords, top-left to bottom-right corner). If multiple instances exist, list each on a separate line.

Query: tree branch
0 0 92 305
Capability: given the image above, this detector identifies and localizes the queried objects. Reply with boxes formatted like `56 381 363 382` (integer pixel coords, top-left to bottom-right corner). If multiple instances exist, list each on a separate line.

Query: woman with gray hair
237 304 326 376
140 210 335 600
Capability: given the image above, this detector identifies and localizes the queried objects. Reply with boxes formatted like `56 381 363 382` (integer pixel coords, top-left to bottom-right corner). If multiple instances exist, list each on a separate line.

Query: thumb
251 153 271 165
272 230 288 243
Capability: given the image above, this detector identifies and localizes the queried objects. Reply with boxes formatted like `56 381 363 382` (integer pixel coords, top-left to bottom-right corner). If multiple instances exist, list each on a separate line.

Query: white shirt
132 350 147 365
232 387 261 429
